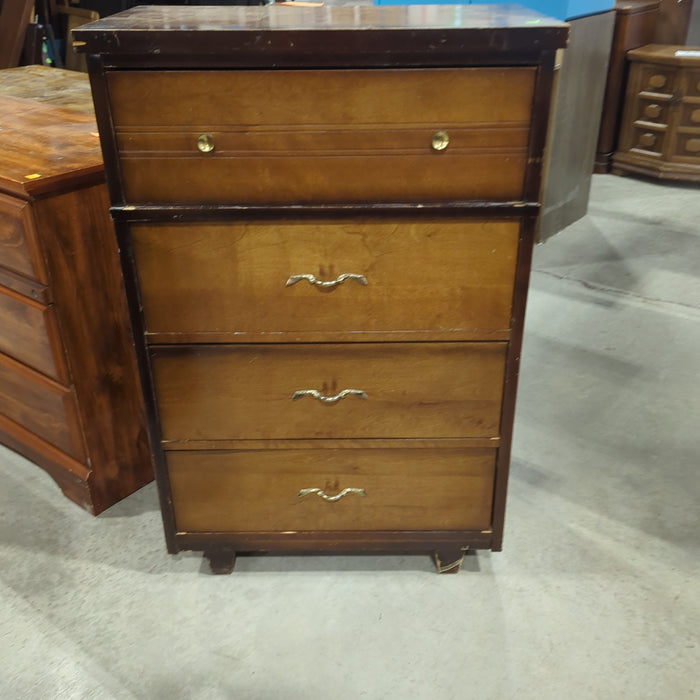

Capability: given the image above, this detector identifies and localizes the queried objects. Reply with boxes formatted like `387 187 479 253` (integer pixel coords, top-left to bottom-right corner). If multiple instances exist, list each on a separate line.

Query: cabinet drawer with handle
151 342 507 442
108 67 535 204
168 446 496 533
132 219 520 342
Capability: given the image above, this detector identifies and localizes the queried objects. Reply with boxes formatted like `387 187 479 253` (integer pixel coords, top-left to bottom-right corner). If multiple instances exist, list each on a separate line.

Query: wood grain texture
0 96 102 198
151 343 506 441
0 412 93 511
0 285 68 382
31 184 152 512
109 68 533 205
0 66 95 112
82 6 566 562
0 352 85 460
132 219 519 340
168 447 496 533
0 67 153 514
0 192 47 283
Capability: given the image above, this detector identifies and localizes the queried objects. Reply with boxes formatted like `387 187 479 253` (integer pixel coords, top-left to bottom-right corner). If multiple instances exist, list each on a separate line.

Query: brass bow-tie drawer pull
298 487 366 502
286 273 367 289
292 389 367 404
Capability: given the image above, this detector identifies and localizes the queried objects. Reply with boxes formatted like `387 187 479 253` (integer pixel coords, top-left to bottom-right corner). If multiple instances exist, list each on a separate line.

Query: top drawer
0 194 47 284
107 68 536 205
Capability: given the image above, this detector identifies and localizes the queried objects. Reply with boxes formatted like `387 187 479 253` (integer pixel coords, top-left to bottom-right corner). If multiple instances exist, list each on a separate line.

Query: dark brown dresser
75 5 568 573
0 66 152 514
595 0 660 173
613 44 700 181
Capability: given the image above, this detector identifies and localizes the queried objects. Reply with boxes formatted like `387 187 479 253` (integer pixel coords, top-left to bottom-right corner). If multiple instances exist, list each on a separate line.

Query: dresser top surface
628 44 700 66
74 4 568 63
0 69 102 198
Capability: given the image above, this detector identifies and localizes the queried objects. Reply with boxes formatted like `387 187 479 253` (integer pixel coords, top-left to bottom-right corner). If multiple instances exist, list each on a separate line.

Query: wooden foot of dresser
204 549 237 575
433 547 471 574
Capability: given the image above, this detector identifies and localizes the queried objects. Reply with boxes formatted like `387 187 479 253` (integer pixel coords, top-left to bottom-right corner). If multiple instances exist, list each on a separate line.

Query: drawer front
680 102 700 127
629 125 667 156
636 64 675 95
168 447 495 532
634 98 670 126
672 133 700 159
0 286 67 382
132 220 519 340
152 342 506 441
108 68 535 204
684 69 700 98
0 353 84 460
0 193 47 283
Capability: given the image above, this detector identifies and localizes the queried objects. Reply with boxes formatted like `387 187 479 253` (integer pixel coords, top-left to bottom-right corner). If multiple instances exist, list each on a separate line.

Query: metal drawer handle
197 134 215 153
286 273 368 289
431 130 450 152
292 388 367 404
298 487 366 502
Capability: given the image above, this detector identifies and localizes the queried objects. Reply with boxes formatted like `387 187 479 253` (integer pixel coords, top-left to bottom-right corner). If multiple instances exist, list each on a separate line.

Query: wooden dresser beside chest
613 44 700 181
75 5 568 573
0 66 151 514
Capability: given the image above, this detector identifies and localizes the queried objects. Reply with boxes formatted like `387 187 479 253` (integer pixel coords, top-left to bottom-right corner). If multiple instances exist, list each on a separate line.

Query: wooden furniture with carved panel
0 66 151 514
613 44 700 181
75 5 568 572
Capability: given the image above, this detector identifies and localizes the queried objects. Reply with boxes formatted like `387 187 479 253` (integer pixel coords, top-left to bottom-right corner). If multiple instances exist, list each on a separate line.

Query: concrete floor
1 174 698 699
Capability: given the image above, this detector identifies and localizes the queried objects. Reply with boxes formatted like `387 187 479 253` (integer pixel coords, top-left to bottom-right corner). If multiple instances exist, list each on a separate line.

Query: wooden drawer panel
680 102 700 127
0 285 67 381
685 69 700 98
0 193 47 283
132 220 519 341
673 132 700 159
168 447 495 533
152 342 506 441
0 352 84 460
108 68 535 204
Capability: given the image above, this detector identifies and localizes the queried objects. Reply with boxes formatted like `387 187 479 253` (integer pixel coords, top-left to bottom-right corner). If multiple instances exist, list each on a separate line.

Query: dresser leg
204 549 237 574
432 546 469 574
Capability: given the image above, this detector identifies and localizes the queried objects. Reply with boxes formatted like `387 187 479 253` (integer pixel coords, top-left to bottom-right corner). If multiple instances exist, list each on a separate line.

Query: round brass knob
686 138 700 153
197 134 215 153
431 131 450 152
639 132 656 148
644 104 662 119
648 74 667 89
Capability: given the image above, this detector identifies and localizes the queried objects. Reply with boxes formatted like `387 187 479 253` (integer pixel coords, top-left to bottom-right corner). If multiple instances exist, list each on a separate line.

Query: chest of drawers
613 44 700 181
76 5 568 572
0 66 151 514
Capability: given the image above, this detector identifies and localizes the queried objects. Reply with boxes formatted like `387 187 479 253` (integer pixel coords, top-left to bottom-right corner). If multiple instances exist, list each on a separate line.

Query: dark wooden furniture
538 10 615 240
0 66 152 514
613 44 700 181
75 5 568 572
653 0 694 45
0 0 35 69
595 0 660 173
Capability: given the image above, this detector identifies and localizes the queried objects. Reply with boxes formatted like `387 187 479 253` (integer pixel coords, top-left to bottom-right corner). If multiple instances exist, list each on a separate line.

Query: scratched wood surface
0 67 102 197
